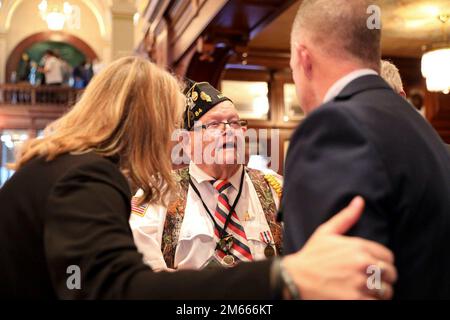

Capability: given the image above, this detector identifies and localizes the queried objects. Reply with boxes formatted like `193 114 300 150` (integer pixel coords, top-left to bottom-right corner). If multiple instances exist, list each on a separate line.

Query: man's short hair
291 0 381 70
380 60 404 94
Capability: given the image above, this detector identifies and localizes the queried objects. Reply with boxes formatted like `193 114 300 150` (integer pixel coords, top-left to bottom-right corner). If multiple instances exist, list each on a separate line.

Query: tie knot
211 179 232 193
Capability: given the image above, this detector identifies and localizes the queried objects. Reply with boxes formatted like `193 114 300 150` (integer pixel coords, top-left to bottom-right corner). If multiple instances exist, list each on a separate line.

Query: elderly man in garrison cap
129 80 283 271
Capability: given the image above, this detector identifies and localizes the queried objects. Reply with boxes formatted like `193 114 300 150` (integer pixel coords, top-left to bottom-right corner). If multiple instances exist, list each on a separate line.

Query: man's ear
298 45 313 79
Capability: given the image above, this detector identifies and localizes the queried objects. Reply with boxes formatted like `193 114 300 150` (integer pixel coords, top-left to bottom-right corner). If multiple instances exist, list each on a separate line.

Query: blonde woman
0 57 396 300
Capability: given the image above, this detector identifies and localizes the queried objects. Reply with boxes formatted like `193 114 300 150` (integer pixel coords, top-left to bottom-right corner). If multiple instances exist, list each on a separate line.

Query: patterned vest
161 167 283 269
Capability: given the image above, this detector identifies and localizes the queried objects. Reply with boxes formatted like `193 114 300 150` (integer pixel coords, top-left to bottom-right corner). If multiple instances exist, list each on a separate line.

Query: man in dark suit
283 0 450 299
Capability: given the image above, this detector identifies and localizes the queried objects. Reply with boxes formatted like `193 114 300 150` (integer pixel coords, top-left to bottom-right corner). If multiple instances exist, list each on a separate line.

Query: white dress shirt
323 69 378 104
129 162 282 271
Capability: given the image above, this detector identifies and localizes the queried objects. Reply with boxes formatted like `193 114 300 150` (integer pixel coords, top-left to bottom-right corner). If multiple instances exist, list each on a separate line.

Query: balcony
0 84 82 130
0 83 83 107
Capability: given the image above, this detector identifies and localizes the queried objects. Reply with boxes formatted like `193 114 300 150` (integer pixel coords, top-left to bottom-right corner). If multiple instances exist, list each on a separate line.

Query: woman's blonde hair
15 56 184 205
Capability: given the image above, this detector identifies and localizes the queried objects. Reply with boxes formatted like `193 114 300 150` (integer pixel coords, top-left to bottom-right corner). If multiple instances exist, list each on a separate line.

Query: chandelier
38 0 74 31
421 14 450 94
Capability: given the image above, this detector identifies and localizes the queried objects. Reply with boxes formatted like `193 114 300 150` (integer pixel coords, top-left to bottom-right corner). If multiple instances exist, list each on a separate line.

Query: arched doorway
5 31 98 83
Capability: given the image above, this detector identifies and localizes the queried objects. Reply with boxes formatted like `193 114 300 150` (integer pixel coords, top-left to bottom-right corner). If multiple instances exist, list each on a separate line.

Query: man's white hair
380 60 404 94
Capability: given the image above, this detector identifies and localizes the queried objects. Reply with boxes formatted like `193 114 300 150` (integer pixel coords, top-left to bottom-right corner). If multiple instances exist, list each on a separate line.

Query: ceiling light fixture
38 0 74 31
421 14 450 94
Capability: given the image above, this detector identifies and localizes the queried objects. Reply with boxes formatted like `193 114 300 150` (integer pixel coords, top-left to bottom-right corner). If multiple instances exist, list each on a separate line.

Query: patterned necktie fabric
211 179 253 262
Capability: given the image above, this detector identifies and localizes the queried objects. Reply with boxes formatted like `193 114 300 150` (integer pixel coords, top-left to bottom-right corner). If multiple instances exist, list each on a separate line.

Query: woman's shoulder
24 151 113 172
22 152 128 193
2 152 129 209
59 152 126 183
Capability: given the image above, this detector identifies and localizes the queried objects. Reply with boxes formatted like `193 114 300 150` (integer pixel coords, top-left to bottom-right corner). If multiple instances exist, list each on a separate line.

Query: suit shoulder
294 103 363 140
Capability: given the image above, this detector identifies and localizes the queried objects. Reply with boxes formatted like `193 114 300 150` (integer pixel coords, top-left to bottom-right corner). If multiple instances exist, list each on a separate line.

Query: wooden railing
0 83 83 107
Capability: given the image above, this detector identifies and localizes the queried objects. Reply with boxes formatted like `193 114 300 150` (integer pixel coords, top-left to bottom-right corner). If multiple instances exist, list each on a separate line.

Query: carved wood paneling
426 92 450 143
141 0 297 78
154 19 169 67
0 105 68 130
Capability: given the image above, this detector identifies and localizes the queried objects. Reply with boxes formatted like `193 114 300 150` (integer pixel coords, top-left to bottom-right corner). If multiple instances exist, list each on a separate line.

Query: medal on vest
260 230 276 258
201 252 235 269
222 254 235 266
264 245 275 258
202 234 236 269
217 234 236 266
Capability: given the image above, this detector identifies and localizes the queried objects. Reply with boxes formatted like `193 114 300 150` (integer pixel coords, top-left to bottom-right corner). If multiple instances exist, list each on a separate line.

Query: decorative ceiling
249 0 450 58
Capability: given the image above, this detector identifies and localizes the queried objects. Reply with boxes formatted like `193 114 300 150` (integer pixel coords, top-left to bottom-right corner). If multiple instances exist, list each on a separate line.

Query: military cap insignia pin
192 91 198 101
200 91 212 102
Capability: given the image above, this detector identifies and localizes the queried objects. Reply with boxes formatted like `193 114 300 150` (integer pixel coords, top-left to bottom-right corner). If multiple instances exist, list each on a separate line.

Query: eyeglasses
194 120 248 131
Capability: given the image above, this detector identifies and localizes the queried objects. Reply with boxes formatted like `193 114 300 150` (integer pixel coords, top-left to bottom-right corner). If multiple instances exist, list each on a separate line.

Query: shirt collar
189 161 243 190
323 69 378 104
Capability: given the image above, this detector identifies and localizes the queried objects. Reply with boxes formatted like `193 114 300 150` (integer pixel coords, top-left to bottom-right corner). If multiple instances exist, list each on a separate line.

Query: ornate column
110 0 136 61
0 30 7 83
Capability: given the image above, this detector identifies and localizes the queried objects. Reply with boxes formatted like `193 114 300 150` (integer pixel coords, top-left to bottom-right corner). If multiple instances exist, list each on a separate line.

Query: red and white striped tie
211 179 253 262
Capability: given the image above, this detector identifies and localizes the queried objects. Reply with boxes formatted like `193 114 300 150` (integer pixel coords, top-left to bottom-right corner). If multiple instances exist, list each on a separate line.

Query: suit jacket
282 75 450 299
0 152 273 299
